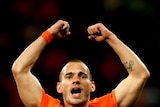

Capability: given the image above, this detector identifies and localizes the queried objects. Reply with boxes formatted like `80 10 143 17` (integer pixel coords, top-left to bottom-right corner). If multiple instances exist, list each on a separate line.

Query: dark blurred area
0 0 160 107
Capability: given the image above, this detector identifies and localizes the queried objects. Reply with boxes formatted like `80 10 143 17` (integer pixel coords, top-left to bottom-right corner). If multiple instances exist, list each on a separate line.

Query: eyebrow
64 71 88 77
78 71 88 76
64 72 73 76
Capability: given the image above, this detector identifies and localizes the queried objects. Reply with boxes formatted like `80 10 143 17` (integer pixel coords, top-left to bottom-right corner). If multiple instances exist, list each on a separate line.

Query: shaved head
59 59 92 81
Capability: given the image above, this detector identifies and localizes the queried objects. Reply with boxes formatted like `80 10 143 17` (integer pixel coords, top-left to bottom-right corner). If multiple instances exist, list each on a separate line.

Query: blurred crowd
0 0 160 106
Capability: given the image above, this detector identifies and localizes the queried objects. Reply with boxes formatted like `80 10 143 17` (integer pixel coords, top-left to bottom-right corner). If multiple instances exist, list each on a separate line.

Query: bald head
59 59 92 81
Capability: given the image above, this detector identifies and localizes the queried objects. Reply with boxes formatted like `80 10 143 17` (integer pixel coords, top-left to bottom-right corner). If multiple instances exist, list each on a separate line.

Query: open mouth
71 87 81 98
71 87 81 94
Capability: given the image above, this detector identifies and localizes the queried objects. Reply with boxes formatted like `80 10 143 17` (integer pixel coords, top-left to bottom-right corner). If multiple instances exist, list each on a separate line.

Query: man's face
57 62 95 105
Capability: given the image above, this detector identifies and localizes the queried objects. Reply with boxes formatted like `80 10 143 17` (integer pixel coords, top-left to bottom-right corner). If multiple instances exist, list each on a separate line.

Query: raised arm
87 23 150 107
11 20 71 107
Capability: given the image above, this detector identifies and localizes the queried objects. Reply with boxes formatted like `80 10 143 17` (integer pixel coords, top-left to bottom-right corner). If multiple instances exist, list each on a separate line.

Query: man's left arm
87 23 150 107
110 35 150 107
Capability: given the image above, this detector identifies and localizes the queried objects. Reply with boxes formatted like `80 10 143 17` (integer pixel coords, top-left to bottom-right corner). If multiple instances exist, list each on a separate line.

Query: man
11 20 150 107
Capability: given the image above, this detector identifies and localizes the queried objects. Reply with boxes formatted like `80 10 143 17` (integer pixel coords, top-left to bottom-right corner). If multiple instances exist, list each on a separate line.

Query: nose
72 75 80 85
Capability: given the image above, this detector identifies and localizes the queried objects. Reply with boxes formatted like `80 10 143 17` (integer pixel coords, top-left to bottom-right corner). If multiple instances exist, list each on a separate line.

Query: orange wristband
41 30 53 44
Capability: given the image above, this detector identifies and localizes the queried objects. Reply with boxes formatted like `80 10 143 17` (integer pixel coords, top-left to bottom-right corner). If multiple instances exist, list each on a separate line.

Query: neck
64 101 89 107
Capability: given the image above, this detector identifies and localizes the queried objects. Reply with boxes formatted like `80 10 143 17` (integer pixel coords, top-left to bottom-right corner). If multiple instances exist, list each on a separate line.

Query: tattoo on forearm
123 60 134 71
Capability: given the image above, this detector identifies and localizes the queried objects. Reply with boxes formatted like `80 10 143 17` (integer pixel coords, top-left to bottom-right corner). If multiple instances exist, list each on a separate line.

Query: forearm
12 20 71 75
107 34 150 106
11 20 70 107
12 36 47 74
106 35 150 78
87 23 150 106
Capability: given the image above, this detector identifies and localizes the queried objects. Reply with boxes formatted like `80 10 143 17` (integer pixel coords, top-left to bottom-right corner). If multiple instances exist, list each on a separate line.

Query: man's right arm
11 20 71 107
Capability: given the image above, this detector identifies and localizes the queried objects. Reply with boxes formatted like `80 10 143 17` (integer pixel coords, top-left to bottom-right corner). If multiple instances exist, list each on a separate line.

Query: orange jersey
40 89 117 107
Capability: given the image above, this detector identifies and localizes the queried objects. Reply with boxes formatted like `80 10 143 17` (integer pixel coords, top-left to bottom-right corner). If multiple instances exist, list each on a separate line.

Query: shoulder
89 90 118 107
40 88 62 107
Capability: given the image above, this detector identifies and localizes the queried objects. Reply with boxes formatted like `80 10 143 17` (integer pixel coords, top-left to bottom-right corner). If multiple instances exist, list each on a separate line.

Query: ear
90 81 96 92
56 82 62 93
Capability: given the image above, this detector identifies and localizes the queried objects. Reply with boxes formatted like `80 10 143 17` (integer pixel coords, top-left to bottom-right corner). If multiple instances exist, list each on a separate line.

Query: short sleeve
40 88 62 107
